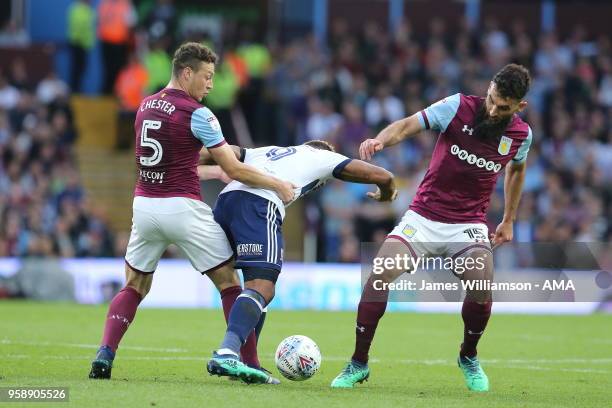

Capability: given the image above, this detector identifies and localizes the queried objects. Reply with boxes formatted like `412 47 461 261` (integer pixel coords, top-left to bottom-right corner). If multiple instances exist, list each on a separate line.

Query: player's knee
206 264 241 292
243 267 278 303
126 279 151 298
466 288 492 303
457 248 493 303
125 265 153 298
374 240 415 283
244 280 275 304
456 248 493 281
372 268 405 285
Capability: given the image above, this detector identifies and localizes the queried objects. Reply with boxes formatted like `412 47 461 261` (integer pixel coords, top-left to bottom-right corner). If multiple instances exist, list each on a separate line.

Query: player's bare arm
209 143 296 203
491 160 527 247
199 145 241 165
336 160 398 202
359 113 422 161
197 145 241 182
197 165 232 183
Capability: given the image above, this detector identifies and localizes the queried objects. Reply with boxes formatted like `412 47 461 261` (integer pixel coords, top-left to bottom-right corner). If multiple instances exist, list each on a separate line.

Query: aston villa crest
498 136 512 155
402 225 417 238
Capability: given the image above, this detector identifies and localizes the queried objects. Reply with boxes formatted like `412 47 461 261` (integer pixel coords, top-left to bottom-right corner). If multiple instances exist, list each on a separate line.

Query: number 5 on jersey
140 120 163 166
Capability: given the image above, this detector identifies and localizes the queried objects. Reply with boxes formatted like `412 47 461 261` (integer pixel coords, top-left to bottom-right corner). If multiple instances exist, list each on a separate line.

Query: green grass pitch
1 301 611 407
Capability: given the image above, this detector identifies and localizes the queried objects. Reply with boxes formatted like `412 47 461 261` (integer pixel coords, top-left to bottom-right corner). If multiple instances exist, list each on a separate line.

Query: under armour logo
357 325 365 333
467 329 484 335
462 125 474 135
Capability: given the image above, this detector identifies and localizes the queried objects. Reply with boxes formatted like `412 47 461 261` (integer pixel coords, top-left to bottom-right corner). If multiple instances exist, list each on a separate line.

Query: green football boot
89 346 114 380
458 355 490 392
330 360 370 388
207 352 271 384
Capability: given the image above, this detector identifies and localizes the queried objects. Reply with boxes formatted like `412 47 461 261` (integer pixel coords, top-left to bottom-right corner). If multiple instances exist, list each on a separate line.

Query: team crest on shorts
498 136 513 155
402 225 417 238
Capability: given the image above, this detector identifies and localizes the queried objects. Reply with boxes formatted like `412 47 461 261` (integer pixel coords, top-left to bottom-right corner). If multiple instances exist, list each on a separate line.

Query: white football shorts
125 196 233 274
387 210 492 260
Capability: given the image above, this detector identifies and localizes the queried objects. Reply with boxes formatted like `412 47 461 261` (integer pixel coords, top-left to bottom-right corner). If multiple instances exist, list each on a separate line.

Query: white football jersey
220 145 352 218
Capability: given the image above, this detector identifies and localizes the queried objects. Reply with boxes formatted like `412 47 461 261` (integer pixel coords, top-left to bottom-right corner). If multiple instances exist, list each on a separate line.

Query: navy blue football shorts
213 190 283 272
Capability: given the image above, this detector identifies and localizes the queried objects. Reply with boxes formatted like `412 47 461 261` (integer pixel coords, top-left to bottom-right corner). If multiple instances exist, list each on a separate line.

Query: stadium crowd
106 2 612 261
0 64 116 257
2 0 610 261
286 18 612 261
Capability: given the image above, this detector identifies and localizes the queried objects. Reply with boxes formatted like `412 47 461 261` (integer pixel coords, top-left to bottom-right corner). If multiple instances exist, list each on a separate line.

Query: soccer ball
274 335 322 381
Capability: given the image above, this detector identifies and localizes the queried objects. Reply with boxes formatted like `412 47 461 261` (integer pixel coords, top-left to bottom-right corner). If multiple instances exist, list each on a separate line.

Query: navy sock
220 289 266 355
351 358 368 368
254 311 267 345
96 345 115 361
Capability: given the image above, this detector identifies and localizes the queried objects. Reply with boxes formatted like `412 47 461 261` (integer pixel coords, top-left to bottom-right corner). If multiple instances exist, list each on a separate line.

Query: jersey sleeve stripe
332 158 353 179
512 126 533 163
207 140 227 149
420 110 430 130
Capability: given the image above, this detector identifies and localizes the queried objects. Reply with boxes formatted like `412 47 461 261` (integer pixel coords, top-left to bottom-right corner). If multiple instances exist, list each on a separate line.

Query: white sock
216 348 239 357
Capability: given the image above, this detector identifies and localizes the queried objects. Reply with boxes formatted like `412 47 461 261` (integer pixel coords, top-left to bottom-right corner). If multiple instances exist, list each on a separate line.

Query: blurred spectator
0 72 20 110
237 27 272 144
205 53 241 145
364 83 405 131
10 58 34 91
97 0 136 94
0 20 29 47
141 0 176 42
36 72 70 105
143 37 172 93
67 0 95 92
337 102 371 157
320 181 360 261
114 53 147 111
305 97 342 143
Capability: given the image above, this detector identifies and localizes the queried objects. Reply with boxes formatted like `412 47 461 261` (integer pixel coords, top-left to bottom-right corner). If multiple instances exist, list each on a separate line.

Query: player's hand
367 186 398 202
217 169 232 184
275 180 297 204
359 139 384 161
490 220 513 249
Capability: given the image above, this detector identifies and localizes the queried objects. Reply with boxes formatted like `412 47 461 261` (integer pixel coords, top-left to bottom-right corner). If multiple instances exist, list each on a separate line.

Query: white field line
0 339 189 353
2 353 611 374
500 365 609 374
2 339 611 372
3 339 612 364
1 354 608 374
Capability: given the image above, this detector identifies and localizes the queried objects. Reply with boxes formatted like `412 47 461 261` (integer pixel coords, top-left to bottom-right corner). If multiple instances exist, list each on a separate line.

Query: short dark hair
304 140 335 152
172 42 218 77
492 64 531 100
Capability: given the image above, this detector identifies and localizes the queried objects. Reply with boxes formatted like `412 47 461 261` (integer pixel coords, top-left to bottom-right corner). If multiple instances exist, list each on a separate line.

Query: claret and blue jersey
134 88 226 201
410 93 533 224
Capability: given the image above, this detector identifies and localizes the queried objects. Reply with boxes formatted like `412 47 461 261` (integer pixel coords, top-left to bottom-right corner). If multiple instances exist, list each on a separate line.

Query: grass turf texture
1 301 611 407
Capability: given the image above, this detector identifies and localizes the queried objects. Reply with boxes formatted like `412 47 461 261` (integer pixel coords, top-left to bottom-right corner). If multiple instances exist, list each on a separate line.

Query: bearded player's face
484 83 520 122
474 83 527 140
